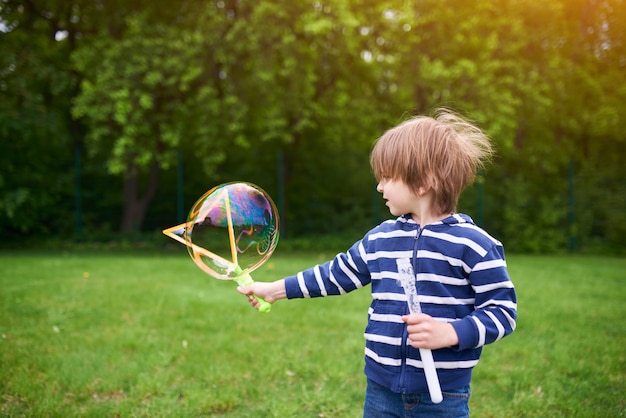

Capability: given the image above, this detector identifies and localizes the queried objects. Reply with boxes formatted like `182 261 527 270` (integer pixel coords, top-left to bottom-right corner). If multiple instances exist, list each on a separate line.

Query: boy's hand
237 280 286 310
402 313 459 350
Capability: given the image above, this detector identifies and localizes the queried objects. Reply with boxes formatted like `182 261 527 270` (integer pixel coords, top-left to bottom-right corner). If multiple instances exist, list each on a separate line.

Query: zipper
412 225 426 308
412 225 423 275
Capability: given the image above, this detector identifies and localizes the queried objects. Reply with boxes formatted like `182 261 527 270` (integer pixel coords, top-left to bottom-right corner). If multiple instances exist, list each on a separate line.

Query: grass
0 250 624 417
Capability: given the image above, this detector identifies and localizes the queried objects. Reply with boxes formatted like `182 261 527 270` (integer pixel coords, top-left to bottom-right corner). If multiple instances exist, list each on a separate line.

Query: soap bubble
164 182 279 280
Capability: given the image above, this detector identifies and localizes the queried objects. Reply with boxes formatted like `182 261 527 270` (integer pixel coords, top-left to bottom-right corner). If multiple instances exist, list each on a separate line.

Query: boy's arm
451 244 517 351
237 238 369 309
283 240 371 299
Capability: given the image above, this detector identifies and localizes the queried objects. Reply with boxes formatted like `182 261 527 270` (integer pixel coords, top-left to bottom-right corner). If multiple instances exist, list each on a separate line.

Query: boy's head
370 108 493 215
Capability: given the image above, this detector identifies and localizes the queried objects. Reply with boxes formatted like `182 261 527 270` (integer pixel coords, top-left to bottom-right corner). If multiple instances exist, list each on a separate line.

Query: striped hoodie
284 213 517 394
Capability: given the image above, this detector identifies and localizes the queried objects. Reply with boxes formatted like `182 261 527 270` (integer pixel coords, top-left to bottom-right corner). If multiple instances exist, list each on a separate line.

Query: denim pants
363 378 470 418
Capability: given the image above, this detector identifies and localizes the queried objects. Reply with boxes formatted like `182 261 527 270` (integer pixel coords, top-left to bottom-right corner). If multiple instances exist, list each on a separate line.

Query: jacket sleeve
451 244 517 350
284 239 371 298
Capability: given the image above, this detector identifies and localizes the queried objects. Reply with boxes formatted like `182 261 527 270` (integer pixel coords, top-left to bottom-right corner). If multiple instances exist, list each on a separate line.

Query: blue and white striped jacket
284 213 517 394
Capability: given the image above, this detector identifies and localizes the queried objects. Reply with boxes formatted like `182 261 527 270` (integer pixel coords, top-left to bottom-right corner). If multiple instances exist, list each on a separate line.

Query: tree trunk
120 160 160 233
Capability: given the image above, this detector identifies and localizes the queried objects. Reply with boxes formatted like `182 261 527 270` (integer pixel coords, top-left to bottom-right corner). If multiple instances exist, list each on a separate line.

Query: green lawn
1 251 624 417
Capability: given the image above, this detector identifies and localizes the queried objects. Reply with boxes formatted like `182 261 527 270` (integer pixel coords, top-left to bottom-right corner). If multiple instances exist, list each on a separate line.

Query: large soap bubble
163 182 279 280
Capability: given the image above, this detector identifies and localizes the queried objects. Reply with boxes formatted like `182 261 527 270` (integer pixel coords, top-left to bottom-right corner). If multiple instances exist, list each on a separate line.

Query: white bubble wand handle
397 259 443 404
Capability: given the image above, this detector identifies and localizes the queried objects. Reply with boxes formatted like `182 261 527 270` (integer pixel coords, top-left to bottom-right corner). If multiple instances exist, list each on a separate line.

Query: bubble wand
163 182 279 313
397 258 443 404
221 187 270 310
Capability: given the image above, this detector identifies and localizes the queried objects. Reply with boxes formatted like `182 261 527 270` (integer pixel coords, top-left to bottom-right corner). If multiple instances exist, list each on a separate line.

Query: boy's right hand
237 280 287 310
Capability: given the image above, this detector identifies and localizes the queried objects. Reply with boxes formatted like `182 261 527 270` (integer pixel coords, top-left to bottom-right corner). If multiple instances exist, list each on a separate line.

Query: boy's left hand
402 313 459 350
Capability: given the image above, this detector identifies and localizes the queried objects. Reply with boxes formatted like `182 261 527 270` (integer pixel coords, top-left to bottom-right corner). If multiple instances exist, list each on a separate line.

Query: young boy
238 109 517 417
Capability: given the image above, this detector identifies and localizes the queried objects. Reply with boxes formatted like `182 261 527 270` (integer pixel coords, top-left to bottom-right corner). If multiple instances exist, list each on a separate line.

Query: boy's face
376 178 418 217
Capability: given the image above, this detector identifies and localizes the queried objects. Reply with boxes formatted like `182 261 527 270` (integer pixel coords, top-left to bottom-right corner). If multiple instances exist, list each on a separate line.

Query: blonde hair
370 108 493 215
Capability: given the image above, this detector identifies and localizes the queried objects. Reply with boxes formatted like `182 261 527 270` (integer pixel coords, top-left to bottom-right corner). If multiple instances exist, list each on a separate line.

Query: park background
1 1 625 417
1 0 625 254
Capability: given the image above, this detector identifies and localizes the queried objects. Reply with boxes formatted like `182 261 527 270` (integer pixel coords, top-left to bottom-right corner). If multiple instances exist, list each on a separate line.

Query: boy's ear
419 174 435 195
418 176 434 196
417 185 431 196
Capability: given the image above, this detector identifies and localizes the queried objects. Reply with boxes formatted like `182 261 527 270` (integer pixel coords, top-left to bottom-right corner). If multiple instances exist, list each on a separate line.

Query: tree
1 0 624 253
0 0 82 239
182 0 391 237
72 9 231 232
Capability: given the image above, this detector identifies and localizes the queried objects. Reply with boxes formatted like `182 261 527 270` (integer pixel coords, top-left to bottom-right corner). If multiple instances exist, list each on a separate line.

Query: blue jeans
363 378 470 418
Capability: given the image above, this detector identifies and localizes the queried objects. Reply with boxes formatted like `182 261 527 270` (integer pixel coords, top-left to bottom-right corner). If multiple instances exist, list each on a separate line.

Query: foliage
0 0 77 236
71 12 224 232
0 0 624 252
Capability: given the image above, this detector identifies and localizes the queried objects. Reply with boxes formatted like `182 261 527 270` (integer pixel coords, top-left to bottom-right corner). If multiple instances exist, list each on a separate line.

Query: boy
238 109 517 417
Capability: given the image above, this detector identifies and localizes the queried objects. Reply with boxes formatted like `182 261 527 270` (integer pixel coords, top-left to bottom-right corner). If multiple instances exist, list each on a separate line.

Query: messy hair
370 108 494 215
